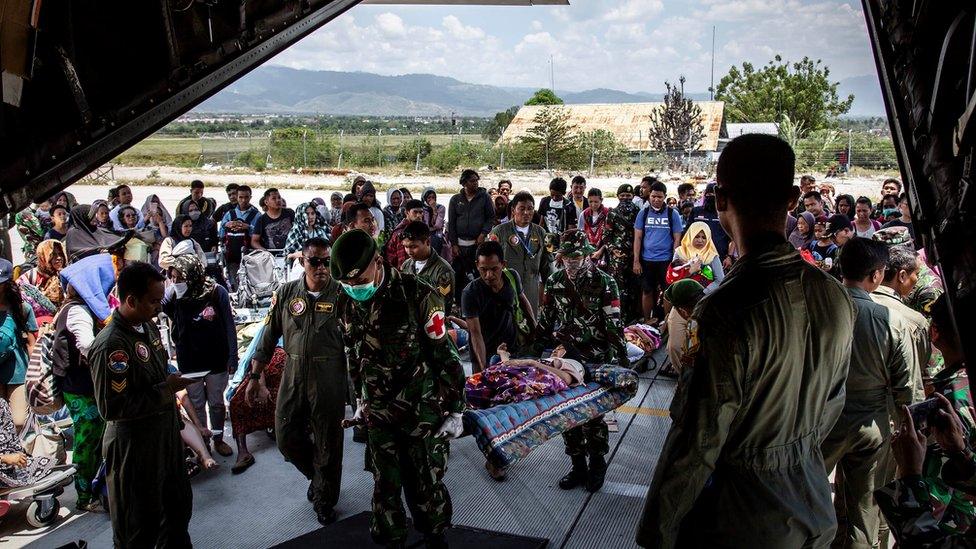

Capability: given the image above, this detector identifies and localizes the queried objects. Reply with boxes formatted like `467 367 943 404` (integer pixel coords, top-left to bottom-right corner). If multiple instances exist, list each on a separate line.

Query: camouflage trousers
607 263 640 325
368 427 452 544
563 415 609 457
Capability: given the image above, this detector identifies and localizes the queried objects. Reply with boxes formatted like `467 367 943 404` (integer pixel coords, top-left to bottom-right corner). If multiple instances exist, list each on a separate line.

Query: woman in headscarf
162 254 237 462
54 253 116 511
384 188 405 229
50 191 78 211
668 221 726 293
422 187 450 261
0 397 55 489
159 215 207 270
185 201 218 252
789 211 817 250
86 200 112 231
17 240 66 322
0 259 38 432
284 203 331 271
328 192 344 226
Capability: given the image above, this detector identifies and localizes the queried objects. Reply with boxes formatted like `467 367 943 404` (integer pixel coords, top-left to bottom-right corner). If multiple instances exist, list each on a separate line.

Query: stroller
0 412 76 528
234 249 285 309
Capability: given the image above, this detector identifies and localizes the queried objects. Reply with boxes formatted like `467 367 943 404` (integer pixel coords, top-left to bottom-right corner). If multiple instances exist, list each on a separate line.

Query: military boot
558 455 588 490
586 454 607 492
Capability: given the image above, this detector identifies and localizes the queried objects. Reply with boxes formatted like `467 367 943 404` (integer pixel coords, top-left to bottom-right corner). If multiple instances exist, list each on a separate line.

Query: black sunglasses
303 256 330 268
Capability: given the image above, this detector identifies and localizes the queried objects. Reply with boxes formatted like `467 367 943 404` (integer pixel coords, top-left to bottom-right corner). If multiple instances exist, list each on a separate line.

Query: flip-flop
231 454 255 475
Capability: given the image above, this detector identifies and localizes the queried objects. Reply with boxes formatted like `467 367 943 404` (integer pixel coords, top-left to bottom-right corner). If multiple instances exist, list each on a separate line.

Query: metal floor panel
7 353 675 549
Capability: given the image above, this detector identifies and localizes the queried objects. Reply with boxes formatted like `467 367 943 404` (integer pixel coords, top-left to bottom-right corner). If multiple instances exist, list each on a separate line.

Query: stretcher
462 365 639 471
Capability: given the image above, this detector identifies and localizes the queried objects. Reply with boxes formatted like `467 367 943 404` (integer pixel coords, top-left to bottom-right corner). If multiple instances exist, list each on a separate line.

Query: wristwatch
248 372 261 381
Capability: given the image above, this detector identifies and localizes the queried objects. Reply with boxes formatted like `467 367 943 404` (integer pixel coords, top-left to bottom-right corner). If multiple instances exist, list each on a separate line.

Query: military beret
330 229 377 279
617 184 634 196
664 279 705 308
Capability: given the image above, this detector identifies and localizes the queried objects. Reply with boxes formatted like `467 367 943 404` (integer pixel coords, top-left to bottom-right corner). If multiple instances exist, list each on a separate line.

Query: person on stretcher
464 343 585 410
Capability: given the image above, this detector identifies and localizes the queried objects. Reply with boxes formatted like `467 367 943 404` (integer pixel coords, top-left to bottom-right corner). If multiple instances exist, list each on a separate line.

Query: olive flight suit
253 277 347 513
338 268 466 545
90 315 192 549
637 240 856 549
489 221 551 316
821 286 916 549
401 251 456 319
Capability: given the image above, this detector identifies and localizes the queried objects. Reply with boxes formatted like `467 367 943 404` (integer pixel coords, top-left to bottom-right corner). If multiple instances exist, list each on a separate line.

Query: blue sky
270 0 875 94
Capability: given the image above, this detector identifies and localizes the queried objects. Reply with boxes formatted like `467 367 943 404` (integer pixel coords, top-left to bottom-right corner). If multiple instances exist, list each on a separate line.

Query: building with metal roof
723 122 780 138
499 101 726 152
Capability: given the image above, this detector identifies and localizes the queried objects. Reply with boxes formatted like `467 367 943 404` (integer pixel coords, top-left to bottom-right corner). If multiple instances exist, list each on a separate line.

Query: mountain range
195 65 884 118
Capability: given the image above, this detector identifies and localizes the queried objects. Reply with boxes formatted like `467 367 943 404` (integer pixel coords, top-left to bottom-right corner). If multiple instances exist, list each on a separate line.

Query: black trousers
451 244 478 309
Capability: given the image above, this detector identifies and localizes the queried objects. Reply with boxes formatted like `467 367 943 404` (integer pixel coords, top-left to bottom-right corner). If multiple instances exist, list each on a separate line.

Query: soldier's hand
435 413 465 440
932 393 967 454
246 378 270 406
165 374 198 393
892 405 926 477
0 452 28 468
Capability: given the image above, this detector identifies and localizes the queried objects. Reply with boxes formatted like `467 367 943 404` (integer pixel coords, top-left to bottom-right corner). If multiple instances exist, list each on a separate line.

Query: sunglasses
303 256 330 268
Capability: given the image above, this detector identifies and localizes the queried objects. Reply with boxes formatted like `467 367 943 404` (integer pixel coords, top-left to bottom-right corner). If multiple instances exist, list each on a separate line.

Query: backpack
223 208 258 265
26 322 61 415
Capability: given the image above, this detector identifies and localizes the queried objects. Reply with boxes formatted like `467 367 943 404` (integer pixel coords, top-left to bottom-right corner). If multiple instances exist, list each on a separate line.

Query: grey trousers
186 371 229 440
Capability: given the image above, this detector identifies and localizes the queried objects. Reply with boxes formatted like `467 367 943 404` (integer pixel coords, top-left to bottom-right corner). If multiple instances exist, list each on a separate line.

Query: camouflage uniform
528 231 628 460
401 251 456 318
602 200 641 324
338 267 465 545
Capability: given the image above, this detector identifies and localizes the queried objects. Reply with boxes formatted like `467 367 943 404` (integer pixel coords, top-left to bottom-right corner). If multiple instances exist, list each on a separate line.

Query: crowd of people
0 131 967 548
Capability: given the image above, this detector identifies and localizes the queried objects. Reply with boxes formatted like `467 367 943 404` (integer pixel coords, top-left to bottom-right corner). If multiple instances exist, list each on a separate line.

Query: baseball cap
0 259 12 284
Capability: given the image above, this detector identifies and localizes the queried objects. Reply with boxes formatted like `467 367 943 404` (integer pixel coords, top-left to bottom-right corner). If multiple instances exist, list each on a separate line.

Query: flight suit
637 241 856 549
401 252 456 318
528 264 627 459
338 268 465 545
90 315 192 549
252 277 347 513
821 287 916 549
488 221 551 316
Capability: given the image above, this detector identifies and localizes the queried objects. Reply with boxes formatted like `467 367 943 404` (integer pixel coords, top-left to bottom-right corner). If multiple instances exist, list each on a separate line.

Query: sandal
231 454 255 475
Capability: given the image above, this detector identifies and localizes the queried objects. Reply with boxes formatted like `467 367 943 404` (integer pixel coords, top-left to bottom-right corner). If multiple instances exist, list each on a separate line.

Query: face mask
341 281 378 302
189 211 201 221
619 198 632 205
174 282 188 298
563 256 585 277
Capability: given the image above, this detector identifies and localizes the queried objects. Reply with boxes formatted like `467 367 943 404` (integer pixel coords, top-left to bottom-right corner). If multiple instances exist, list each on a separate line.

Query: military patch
111 379 127 393
487 233 499 242
509 235 520 246
424 310 447 340
315 302 334 313
289 297 307 316
438 283 451 296
108 350 129 373
135 342 150 362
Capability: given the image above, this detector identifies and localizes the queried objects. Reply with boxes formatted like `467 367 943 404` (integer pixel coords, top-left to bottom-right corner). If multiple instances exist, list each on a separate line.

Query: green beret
664 279 705 308
330 229 377 279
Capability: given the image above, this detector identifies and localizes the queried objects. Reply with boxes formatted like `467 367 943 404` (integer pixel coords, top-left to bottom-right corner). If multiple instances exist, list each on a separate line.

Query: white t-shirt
414 259 429 272
514 224 530 237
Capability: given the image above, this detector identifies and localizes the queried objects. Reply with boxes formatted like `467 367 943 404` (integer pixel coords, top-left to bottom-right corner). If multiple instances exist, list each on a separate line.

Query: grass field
115 134 487 168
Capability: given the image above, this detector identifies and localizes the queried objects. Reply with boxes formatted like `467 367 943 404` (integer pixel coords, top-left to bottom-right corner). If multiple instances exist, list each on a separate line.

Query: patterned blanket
462 365 639 470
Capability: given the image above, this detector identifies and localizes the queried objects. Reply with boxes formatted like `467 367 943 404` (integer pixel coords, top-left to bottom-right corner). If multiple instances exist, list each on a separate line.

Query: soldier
245 236 346 524
331 229 466 549
637 134 856 548
89 262 195 548
603 184 641 324
488 191 550 315
400 220 455 316
527 230 628 493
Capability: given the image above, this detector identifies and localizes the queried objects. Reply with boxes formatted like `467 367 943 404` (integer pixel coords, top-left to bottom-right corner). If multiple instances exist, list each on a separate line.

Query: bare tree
647 76 706 153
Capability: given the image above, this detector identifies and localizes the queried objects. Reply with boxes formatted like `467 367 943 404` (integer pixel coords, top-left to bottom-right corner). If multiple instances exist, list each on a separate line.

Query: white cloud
375 12 405 37
603 0 664 23
531 20 544 31
442 15 486 40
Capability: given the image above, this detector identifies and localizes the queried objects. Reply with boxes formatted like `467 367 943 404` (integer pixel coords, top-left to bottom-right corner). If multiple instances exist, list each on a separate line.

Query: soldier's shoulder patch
135 342 150 362
108 350 129 373
487 233 500 242
289 297 307 316
423 310 447 340
111 379 128 393
509 234 520 246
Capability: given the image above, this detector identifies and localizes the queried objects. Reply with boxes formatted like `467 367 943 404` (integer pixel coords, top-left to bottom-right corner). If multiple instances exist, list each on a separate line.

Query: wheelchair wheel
26 498 60 528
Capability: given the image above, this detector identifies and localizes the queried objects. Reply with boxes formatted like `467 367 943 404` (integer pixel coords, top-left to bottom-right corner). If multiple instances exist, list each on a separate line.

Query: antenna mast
710 26 716 100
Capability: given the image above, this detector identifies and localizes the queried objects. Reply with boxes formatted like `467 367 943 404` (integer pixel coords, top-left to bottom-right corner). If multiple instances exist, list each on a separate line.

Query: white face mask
174 282 188 298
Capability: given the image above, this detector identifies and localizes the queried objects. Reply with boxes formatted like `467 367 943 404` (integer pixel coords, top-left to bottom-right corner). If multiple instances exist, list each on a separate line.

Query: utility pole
549 54 555 93
710 26 716 100
847 129 853 172
337 129 344 169
302 128 308 168
415 131 422 171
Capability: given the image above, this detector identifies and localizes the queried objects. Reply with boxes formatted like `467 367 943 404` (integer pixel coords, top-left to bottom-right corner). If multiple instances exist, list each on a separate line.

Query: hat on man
825 214 852 237
0 259 12 284
558 230 596 257
330 229 378 280
616 184 634 196
664 279 705 309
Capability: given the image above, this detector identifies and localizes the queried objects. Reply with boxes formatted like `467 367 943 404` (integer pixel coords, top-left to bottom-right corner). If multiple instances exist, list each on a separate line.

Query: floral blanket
462 365 638 470
465 365 569 410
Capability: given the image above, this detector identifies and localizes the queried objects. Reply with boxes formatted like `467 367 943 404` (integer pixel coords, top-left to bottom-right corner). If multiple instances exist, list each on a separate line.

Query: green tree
647 77 706 153
577 129 628 168
482 106 520 142
525 88 564 106
269 127 335 168
716 55 854 135
518 106 581 169
395 138 433 163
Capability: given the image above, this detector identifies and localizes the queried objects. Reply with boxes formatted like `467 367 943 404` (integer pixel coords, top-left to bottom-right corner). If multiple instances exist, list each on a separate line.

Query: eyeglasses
303 256 330 268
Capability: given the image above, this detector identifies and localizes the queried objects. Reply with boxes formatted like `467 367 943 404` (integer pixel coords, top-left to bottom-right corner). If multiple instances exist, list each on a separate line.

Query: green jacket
90 315 176 423
252 277 345 367
528 264 626 367
871 284 930 402
489 221 550 315
845 286 916 408
339 267 465 432
637 241 855 548
401 252 455 316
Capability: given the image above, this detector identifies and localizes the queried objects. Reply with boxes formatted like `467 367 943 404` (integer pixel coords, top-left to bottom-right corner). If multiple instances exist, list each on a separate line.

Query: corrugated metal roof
725 122 779 137
499 102 725 151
